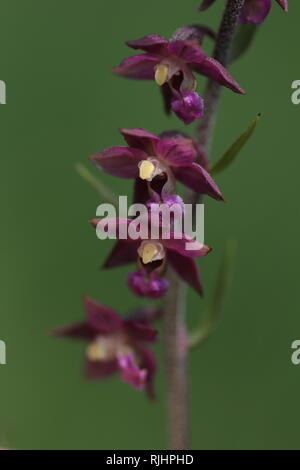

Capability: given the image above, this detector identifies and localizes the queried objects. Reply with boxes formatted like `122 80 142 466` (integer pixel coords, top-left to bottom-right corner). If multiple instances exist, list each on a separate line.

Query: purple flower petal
52 322 95 341
118 354 147 390
126 34 169 54
127 271 169 299
112 54 159 79
167 250 204 295
89 146 146 179
137 346 157 399
171 91 204 125
167 40 206 64
239 0 271 24
85 358 119 379
192 57 245 94
164 236 212 258
120 128 159 153
84 296 123 334
124 318 158 342
198 0 217 11
103 240 139 268
275 0 288 11
155 136 197 166
172 162 224 201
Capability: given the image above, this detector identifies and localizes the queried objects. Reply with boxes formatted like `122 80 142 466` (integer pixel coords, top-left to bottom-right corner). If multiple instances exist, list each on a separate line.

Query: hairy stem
163 0 245 451
163 271 188 450
197 0 245 153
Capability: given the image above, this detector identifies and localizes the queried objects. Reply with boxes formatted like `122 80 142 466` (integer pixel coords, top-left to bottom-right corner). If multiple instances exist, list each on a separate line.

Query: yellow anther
142 243 158 264
139 160 155 180
155 64 169 86
86 341 106 361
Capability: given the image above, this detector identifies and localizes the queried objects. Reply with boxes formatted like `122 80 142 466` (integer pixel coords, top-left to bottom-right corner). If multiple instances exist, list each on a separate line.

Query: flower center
138 241 165 264
154 59 197 93
86 335 132 362
155 64 169 86
139 160 155 180
138 157 165 182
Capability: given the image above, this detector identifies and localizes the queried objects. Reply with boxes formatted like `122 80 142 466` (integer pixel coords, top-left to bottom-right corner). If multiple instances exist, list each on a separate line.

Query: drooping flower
90 128 223 201
52 296 158 398
199 0 288 24
91 217 211 296
112 32 244 124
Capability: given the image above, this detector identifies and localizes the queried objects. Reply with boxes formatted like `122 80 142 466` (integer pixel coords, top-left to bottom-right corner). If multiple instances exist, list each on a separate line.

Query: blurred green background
0 0 298 450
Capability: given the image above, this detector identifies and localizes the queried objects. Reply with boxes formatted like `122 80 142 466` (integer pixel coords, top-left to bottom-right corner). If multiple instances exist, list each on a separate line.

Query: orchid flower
113 33 244 124
53 296 158 398
90 128 223 201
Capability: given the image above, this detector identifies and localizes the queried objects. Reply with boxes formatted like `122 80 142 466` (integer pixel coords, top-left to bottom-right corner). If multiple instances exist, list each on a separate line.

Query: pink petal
137 346 157 400
112 53 159 79
83 296 123 334
52 322 95 341
168 40 206 64
85 358 119 379
192 57 245 94
171 91 204 125
239 0 271 24
89 146 147 178
124 319 157 343
164 236 212 258
120 128 159 153
118 354 147 390
126 34 169 54
155 136 197 166
172 162 224 201
275 0 288 11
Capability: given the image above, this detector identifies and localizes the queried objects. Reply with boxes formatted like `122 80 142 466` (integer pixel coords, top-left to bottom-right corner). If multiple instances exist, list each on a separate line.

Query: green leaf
189 239 237 349
229 24 258 64
210 114 260 176
75 162 119 206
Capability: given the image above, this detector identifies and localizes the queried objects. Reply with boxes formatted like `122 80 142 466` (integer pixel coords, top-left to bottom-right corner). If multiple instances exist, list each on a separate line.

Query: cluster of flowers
53 2 287 397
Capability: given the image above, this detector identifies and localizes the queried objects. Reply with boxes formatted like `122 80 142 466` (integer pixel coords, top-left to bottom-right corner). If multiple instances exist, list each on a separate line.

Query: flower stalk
57 0 287 452
163 0 245 450
197 0 246 153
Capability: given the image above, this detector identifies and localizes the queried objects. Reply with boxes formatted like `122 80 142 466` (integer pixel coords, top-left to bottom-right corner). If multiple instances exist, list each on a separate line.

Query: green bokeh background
0 0 298 450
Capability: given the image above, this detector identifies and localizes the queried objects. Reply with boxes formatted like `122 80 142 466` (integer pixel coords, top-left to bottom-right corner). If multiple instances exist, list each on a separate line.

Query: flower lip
118 354 147 390
128 270 169 299
52 297 158 397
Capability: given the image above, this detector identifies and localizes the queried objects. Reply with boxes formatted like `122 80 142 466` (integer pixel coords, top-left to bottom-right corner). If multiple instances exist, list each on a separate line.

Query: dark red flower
91 217 210 296
90 128 223 201
52 297 158 398
113 34 244 124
